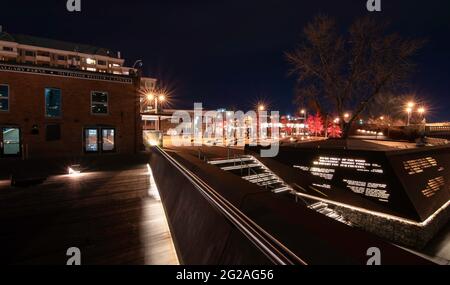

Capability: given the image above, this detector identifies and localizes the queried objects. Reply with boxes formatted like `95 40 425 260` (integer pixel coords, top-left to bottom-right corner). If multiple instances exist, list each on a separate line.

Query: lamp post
300 109 307 136
405 102 415 126
147 93 166 131
418 107 426 123
418 107 427 139
257 104 265 142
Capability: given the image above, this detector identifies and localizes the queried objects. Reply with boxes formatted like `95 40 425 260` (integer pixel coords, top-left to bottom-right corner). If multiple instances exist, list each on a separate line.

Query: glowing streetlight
405 107 413 126
418 107 425 114
344 113 350 119
258 104 266 112
380 116 384 121
407 102 415 109
146 92 167 114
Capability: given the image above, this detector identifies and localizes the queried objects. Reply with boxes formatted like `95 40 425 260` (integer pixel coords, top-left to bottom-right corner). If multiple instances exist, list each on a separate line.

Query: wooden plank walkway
0 162 179 265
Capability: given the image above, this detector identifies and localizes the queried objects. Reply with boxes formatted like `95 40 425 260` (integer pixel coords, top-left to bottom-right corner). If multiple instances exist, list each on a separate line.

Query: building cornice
0 62 135 84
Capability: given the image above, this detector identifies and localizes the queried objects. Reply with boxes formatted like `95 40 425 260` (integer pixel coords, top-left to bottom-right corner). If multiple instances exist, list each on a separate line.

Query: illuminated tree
327 123 342 138
307 113 324 136
286 16 424 138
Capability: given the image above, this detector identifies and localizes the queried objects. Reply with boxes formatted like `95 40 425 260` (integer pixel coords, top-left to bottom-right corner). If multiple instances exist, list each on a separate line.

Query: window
3 47 13 52
45 88 62 117
57 55 66 61
84 127 116 153
91 91 108 115
46 124 61 141
25 50 35 56
0 85 9 112
98 60 106 66
37 51 50 57
85 128 99 152
86 58 96 65
102 129 115 152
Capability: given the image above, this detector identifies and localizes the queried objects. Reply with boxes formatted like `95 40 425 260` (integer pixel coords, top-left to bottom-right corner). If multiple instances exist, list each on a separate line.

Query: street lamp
418 107 426 123
146 92 166 114
256 104 267 141
146 92 166 131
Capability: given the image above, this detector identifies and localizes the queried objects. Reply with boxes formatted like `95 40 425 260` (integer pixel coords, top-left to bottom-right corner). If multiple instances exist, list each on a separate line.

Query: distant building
0 29 156 160
0 27 132 75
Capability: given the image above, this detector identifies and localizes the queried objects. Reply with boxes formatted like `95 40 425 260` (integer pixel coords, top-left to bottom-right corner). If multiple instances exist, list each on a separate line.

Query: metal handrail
153 146 307 265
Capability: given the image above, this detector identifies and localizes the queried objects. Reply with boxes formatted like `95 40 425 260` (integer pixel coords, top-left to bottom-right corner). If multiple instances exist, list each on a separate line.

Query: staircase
208 154 352 226
208 155 291 194
307 202 352 225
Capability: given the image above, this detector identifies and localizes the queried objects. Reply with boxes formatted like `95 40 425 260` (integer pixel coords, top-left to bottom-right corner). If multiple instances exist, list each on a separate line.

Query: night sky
1 0 450 120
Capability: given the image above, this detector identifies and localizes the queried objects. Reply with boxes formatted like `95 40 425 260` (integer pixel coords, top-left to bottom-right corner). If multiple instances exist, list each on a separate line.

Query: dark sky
1 0 450 120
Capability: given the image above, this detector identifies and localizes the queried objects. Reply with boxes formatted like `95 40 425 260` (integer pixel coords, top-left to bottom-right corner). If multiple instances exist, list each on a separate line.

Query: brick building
0 31 155 161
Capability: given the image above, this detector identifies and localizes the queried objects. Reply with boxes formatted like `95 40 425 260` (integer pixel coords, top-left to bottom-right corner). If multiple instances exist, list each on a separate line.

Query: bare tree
286 16 425 138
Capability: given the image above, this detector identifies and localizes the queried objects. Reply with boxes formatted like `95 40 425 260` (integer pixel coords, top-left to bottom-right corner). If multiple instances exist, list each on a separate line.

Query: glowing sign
342 179 389 201
422 176 445 198
312 157 384 173
403 157 438 175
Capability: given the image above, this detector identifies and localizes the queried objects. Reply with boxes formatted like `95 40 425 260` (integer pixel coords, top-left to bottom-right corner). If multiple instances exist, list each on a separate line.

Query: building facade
0 31 152 161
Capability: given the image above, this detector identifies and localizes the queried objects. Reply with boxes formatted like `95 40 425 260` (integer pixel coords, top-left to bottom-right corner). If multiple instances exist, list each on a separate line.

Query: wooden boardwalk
0 161 179 265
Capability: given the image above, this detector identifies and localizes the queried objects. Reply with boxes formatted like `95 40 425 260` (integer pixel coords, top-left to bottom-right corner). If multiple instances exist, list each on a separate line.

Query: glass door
84 127 116 153
1 127 21 157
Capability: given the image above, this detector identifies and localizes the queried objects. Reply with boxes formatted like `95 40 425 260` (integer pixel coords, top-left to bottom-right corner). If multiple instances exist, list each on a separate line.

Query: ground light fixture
68 164 82 176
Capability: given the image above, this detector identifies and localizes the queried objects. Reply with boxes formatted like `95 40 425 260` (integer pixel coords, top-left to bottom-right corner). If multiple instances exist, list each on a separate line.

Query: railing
153 145 307 265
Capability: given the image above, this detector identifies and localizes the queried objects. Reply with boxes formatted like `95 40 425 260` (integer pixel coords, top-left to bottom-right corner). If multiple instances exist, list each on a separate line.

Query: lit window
85 128 99 152
102 128 115 152
86 67 97 72
0 84 9 112
91 91 108 115
45 88 62 117
86 58 96 65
